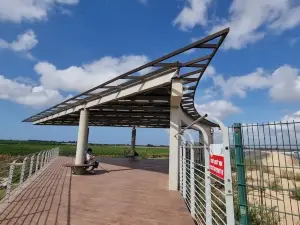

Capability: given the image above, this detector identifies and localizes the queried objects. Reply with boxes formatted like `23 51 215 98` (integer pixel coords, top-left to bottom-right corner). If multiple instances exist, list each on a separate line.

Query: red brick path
0 157 194 225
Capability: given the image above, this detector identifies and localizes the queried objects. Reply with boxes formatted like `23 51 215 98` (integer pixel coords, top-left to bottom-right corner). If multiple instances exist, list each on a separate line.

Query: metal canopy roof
23 28 229 128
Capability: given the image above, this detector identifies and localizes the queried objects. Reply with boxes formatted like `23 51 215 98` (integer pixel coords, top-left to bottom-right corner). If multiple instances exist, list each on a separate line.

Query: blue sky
0 0 300 145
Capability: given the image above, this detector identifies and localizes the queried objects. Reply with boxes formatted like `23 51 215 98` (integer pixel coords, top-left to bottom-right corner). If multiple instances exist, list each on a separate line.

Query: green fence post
234 123 249 225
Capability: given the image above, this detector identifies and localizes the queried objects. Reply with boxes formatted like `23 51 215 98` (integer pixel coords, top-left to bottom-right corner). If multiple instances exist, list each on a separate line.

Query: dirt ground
245 152 300 225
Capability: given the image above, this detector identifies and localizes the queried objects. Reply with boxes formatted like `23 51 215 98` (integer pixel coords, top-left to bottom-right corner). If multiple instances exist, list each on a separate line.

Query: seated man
85 148 99 171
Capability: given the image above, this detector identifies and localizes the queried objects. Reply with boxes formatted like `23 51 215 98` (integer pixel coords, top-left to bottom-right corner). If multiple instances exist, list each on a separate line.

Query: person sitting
85 148 99 172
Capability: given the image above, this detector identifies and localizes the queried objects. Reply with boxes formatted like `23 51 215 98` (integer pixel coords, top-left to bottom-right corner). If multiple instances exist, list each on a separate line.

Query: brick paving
0 157 194 225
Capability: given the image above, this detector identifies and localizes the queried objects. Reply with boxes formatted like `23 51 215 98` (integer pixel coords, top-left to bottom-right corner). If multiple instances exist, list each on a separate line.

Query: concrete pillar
169 78 183 191
75 109 89 165
200 127 213 145
87 127 90 146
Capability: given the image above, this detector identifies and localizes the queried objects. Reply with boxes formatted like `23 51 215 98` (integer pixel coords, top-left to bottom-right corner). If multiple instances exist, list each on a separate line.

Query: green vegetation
290 186 300 201
0 140 169 158
268 178 282 191
281 170 300 181
248 205 280 225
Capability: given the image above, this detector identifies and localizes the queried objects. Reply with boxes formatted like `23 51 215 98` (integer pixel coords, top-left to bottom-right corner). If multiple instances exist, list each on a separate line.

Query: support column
86 127 90 147
75 109 89 167
131 126 136 153
169 77 183 191
198 131 205 165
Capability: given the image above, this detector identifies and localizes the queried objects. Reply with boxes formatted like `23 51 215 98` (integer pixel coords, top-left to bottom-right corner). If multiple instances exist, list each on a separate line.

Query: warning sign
209 144 224 179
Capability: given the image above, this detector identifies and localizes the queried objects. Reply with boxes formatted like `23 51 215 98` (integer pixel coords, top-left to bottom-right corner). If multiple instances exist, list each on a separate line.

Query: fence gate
180 139 235 225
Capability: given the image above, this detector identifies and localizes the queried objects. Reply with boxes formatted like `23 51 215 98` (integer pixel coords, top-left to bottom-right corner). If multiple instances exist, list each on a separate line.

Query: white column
75 109 89 165
86 127 90 147
198 131 205 165
169 77 183 191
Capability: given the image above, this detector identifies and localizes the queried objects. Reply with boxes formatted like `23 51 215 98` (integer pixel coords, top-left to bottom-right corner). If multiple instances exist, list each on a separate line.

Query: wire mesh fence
230 121 300 225
0 147 59 202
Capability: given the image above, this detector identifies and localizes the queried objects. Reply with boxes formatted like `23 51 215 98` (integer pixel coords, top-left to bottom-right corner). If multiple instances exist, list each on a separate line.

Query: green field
0 140 169 159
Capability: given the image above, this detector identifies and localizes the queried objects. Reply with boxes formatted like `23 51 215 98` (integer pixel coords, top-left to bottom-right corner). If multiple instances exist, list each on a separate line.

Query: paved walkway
0 157 194 225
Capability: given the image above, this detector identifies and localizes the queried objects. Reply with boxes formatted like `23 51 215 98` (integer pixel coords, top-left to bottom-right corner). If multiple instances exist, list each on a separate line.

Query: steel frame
23 28 229 128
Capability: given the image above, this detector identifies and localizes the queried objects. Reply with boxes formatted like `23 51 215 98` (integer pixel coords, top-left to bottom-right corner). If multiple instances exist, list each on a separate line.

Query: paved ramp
0 157 194 225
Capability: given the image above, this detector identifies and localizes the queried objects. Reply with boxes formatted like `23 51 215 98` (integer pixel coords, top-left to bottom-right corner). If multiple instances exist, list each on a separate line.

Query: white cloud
268 65 300 102
0 30 38 59
205 65 216 77
282 111 300 122
0 54 150 108
34 55 149 92
195 100 241 120
0 75 65 107
175 0 300 49
210 0 300 49
212 68 269 98
174 0 212 31
0 0 79 23
201 88 216 100
211 65 300 102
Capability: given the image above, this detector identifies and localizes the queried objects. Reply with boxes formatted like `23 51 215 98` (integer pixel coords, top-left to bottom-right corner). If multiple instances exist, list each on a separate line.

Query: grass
290 183 300 201
0 188 6 201
248 205 280 225
280 170 300 181
0 142 169 158
268 178 282 191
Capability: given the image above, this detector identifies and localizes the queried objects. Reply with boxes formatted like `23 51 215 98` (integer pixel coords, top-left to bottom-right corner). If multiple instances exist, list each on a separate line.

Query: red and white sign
209 144 224 179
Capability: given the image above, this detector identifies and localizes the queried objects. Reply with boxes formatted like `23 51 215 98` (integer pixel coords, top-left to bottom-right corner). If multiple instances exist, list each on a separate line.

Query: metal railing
230 121 300 225
180 143 235 225
0 147 59 202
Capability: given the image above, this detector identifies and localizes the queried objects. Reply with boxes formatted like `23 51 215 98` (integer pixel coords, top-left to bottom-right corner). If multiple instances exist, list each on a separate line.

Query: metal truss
23 28 229 128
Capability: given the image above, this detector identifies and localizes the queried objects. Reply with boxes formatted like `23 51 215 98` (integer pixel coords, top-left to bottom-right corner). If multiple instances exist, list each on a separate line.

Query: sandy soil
245 152 300 225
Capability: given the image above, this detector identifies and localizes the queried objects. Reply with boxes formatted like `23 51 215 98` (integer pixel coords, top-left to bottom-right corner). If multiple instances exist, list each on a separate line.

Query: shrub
281 170 300 181
268 178 282 191
248 205 280 225
290 186 300 201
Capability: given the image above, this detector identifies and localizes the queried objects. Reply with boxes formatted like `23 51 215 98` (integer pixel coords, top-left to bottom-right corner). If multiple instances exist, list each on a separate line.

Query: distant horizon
0 139 169 147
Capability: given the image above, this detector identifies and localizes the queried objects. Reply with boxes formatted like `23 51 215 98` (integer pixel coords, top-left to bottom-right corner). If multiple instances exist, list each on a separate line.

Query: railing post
20 157 28 185
205 144 212 225
41 152 45 167
183 144 187 199
190 144 195 218
179 145 183 193
234 123 249 225
47 150 50 163
35 153 41 174
29 155 35 176
45 151 49 164
6 160 17 199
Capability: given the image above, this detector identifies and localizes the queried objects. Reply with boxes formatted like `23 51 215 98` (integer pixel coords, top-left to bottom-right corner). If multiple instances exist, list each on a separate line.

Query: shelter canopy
23 28 229 128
